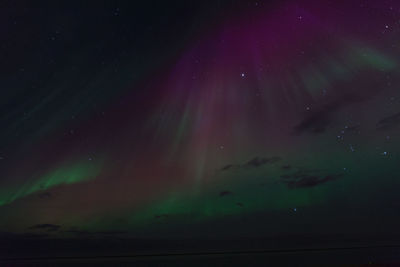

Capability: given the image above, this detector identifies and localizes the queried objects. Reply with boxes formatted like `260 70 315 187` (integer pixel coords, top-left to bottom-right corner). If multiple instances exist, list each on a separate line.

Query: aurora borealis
2 0 400 258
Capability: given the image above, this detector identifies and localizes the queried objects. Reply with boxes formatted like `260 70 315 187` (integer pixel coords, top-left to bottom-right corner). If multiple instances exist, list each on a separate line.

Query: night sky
1 0 400 254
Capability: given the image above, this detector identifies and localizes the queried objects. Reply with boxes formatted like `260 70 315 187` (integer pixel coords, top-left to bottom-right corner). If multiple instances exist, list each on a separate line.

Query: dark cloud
29 224 61 232
281 170 342 189
293 94 365 135
281 165 291 170
155 214 169 219
377 112 400 130
64 229 127 236
219 191 233 197
294 113 331 134
245 157 270 167
221 164 234 171
244 156 281 168
236 202 243 207
293 103 338 135
220 156 281 172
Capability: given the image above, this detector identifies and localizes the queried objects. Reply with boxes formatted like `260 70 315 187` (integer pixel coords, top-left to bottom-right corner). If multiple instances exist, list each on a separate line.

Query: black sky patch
344 125 361 133
29 224 61 232
377 112 400 130
38 192 52 199
93 231 128 235
64 229 127 236
0 231 49 240
65 230 91 236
